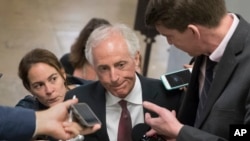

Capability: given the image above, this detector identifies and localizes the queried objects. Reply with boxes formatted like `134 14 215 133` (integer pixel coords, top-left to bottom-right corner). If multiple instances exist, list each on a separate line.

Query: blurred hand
35 98 78 140
143 101 183 139
63 122 101 138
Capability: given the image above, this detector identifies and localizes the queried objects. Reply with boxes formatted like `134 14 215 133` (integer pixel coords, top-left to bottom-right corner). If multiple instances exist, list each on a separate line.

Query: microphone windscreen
132 123 151 141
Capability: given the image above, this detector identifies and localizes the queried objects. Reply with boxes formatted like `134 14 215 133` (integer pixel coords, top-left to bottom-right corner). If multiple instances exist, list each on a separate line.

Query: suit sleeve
0 106 36 141
177 125 227 141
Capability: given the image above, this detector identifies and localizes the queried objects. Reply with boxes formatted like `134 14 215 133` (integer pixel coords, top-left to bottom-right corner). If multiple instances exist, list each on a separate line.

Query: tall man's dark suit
65 74 183 141
177 15 250 141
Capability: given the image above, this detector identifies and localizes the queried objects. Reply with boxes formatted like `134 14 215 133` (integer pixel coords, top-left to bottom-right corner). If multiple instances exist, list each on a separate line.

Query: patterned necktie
117 100 132 141
195 57 217 127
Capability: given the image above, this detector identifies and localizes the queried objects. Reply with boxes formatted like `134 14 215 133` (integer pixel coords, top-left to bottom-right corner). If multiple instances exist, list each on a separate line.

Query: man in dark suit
142 0 250 141
65 24 183 141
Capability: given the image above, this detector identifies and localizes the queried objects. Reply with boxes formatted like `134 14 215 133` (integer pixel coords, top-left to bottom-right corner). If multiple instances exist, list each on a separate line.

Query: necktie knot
205 57 217 81
206 57 217 70
119 100 127 109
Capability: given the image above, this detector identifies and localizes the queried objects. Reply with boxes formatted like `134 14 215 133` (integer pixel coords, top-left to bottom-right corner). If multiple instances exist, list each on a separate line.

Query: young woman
16 48 91 140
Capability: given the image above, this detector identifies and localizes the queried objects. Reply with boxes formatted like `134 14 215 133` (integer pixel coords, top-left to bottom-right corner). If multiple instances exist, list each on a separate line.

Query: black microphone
132 123 165 141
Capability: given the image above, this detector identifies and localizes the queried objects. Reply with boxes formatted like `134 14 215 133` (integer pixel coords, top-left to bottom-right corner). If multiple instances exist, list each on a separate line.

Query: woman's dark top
16 75 92 109
15 75 92 140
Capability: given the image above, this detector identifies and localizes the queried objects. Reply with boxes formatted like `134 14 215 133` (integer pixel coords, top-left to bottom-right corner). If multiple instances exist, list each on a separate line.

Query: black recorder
70 103 101 127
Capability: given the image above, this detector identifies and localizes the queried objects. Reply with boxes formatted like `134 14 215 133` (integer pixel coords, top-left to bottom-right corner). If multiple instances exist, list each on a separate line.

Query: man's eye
118 63 124 68
99 66 108 71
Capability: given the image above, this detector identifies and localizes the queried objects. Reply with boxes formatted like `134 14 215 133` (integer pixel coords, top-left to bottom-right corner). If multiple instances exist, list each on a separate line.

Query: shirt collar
106 74 142 106
210 13 239 62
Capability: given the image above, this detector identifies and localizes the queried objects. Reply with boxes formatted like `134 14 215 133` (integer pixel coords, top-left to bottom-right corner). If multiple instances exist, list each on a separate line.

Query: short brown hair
145 0 227 32
18 48 66 90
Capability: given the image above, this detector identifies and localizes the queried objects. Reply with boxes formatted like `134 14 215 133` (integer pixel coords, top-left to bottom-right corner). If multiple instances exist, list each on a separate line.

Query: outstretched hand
143 101 183 139
35 98 79 140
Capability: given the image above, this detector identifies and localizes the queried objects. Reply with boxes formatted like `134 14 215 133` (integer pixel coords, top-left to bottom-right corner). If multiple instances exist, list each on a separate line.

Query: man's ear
134 51 142 74
134 51 141 67
187 24 200 39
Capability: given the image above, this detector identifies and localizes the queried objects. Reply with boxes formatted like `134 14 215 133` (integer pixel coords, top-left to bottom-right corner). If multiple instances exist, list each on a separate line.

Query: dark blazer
177 15 250 141
0 106 35 141
65 74 183 141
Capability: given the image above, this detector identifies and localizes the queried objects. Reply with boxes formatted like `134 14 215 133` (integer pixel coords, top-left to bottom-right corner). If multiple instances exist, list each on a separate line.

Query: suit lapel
137 74 156 114
178 56 203 125
196 54 237 127
138 75 160 116
90 82 110 140
197 16 249 127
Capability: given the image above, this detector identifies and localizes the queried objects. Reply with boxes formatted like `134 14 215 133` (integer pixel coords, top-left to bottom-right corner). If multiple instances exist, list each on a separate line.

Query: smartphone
71 103 101 127
160 68 192 90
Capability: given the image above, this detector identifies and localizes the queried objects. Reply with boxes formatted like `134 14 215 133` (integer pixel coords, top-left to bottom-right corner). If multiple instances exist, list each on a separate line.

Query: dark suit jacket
177 15 250 141
0 106 35 141
65 74 183 141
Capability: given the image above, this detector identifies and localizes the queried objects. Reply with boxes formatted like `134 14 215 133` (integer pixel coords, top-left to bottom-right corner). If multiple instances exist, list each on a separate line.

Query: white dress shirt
105 74 144 141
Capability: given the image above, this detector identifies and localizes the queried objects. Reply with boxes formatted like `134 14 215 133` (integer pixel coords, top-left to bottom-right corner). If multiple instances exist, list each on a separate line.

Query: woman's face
27 62 67 107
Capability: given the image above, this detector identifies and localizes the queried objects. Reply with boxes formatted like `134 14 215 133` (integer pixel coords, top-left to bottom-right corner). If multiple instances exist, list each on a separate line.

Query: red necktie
117 100 132 141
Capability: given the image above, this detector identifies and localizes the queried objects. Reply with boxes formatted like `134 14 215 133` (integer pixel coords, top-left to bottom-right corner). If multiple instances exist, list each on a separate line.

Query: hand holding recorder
63 97 101 140
70 103 101 127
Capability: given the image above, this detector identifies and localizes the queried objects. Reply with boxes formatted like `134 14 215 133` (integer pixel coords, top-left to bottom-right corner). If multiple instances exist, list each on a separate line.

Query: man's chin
112 91 128 98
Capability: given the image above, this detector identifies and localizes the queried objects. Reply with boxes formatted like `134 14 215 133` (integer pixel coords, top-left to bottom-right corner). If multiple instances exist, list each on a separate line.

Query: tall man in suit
142 0 250 141
65 24 183 141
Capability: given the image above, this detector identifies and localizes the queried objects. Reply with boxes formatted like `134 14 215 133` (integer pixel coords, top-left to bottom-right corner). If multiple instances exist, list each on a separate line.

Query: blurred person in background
60 18 111 80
